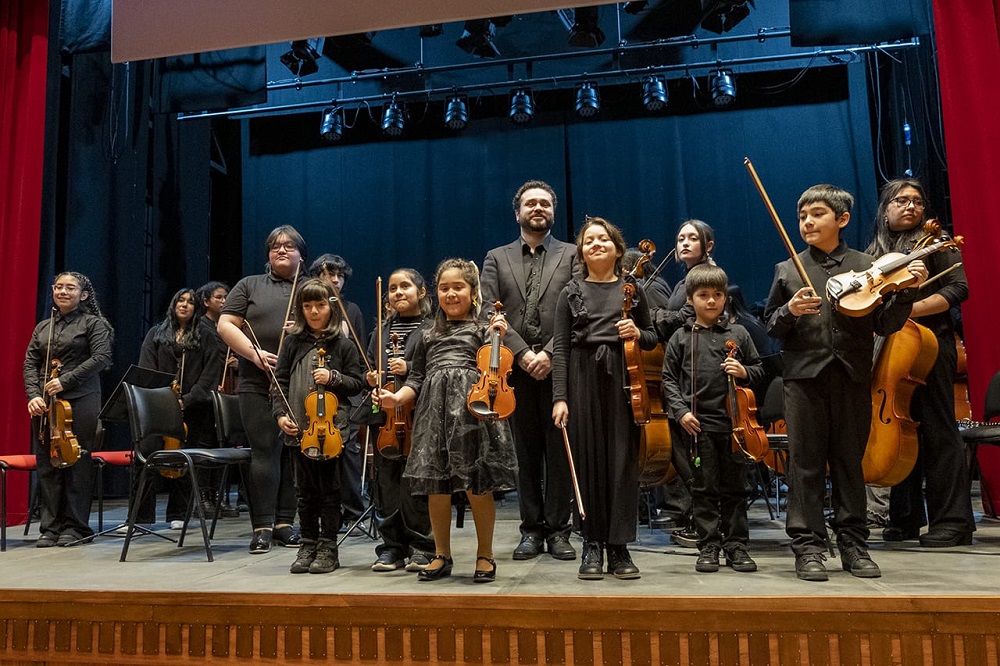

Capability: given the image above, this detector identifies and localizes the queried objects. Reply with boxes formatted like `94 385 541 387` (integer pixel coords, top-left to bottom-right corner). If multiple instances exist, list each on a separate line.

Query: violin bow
218 347 232 392
690 323 700 468
242 319 298 428
559 424 586 520
277 258 303 354
743 157 815 295
38 307 57 439
373 276 383 414
642 248 676 290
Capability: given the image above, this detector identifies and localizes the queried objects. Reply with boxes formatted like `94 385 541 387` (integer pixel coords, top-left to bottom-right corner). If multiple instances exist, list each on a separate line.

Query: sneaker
372 551 405 572
838 535 881 578
169 520 185 530
310 539 340 574
36 533 58 548
795 553 829 582
695 544 721 573
290 540 317 574
405 552 432 572
725 545 758 572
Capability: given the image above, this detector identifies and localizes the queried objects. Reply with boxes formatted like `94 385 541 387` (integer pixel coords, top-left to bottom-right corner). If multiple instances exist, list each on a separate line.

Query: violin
863 319 936 486
376 333 413 459
723 340 769 463
45 360 83 468
300 348 343 460
160 373 188 479
467 301 515 422
622 240 654 426
827 220 963 317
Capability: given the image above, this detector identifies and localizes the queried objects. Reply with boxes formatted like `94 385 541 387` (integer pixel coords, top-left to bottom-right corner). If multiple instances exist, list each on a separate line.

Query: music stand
337 427 379 546
80 365 176 544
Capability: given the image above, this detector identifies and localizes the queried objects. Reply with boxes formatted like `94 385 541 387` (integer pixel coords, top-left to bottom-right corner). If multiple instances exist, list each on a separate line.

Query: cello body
638 345 673 487
863 319 938 486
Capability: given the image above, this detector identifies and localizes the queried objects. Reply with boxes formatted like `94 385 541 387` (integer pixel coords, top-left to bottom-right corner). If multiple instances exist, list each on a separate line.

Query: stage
1 493 999 665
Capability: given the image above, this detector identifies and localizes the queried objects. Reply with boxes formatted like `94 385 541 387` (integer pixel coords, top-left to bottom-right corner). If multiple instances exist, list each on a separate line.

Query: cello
160 354 188 479
622 239 656 426
468 302 516 422
300 348 343 460
376 332 414 459
863 319 937 486
723 340 769 463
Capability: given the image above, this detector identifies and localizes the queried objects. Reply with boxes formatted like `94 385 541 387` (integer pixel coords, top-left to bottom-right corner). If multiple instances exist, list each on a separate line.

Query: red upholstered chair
960 371 1000 517
90 450 133 532
0 454 37 552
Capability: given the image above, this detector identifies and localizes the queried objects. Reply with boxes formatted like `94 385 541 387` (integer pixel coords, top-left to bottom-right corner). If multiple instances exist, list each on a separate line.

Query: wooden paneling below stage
1 592 998 665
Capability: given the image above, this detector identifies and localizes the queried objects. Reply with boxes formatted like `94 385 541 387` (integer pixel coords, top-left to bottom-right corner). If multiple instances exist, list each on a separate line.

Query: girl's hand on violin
313 368 332 385
679 412 701 436
615 318 639 340
43 378 64 395
721 357 748 380
365 370 381 387
374 388 397 409
27 397 47 417
277 415 299 437
388 357 408 377
490 313 508 337
552 400 569 428
789 288 822 317
906 259 928 286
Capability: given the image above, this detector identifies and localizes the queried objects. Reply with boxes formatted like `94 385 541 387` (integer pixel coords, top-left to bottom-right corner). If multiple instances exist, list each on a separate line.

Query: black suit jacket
480 235 577 361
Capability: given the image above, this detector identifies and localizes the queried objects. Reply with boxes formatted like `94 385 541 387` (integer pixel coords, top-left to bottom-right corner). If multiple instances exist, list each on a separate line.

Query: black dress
402 320 517 496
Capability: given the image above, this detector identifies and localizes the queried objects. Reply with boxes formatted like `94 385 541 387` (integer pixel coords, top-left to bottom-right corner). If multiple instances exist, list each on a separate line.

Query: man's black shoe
695 544 721 573
918 529 973 548
513 534 544 560
795 553 829 581
578 541 604 580
725 545 757 572
882 526 920 542
838 535 881 578
546 534 576 560
606 544 641 579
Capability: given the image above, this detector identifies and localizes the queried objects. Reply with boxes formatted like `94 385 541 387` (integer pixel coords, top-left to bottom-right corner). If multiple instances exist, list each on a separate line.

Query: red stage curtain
0 1 49 525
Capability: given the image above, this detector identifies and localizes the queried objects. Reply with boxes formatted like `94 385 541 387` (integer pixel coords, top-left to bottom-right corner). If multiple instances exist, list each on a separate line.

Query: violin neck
881 240 946 274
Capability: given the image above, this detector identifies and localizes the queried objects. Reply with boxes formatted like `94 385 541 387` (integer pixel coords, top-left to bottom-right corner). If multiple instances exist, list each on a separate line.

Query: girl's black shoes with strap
417 555 453 581
473 556 497 583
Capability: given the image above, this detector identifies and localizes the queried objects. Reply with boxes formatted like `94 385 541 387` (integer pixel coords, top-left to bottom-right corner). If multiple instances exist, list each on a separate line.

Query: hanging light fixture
642 76 668 112
509 89 534 124
319 107 343 142
567 7 606 47
382 95 405 136
444 96 469 131
574 82 600 118
710 69 737 108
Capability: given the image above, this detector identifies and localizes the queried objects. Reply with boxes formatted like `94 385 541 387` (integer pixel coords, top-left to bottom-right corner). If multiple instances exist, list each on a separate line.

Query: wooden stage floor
1 493 999 665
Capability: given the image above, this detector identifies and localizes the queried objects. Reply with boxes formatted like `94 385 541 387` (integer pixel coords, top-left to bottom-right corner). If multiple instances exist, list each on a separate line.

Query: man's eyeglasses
890 197 925 209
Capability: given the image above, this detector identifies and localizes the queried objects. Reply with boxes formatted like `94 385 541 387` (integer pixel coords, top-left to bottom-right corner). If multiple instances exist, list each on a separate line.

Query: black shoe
725 545 757 572
513 534 544 560
36 533 58 548
650 514 680 530
695 544 721 573
578 541 605 580
474 556 497 583
671 527 698 549
882 526 920 542
838 535 881 578
57 532 84 547
372 550 406 572
417 555 453 581
272 524 301 548
220 502 240 518
918 529 973 548
546 534 577 561
290 540 317 574
606 544 641 579
795 553 829 581
249 529 272 554
309 539 340 574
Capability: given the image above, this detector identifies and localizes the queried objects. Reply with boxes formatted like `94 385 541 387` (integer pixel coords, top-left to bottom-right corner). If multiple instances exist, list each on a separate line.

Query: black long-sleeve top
662 318 764 433
764 241 917 383
138 318 223 410
23 308 113 401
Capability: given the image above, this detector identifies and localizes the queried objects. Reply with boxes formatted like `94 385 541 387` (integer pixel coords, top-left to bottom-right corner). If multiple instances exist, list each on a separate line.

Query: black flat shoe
272 525 301 548
919 529 973 548
882 526 920 542
417 555 453 581
249 529 272 554
473 556 497 583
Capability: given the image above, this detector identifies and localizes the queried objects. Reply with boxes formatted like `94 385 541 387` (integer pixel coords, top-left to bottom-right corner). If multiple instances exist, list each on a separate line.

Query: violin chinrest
468 400 500 421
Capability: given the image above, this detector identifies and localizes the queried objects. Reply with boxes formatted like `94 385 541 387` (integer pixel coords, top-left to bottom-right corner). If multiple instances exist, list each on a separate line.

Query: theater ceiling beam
111 0 621 63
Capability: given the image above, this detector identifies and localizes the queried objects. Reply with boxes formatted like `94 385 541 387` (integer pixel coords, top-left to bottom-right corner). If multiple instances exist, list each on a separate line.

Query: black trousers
684 429 749 551
373 450 434 557
889 337 976 534
509 369 572 539
32 391 99 539
239 391 297 529
292 451 342 541
784 363 870 555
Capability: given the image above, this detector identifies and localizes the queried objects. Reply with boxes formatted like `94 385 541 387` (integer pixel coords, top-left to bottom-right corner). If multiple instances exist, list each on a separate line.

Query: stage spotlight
320 107 343 142
444 96 469 131
642 76 668 112
279 40 320 77
701 1 754 34
419 24 443 38
456 19 501 58
710 70 736 108
509 89 534 124
568 7 606 47
575 83 600 118
382 96 405 137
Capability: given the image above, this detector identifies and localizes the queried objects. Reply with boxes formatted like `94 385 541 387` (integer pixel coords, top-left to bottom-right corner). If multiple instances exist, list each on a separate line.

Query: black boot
578 541 604 580
309 538 340 574
606 544 641 579
290 539 317 574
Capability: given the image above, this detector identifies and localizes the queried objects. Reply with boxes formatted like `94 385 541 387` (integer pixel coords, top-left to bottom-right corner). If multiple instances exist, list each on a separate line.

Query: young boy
662 264 764 573
764 184 927 581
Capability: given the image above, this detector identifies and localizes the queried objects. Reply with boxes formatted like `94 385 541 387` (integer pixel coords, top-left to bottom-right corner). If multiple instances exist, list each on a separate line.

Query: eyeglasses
890 196 926 209
52 284 80 293
269 242 298 253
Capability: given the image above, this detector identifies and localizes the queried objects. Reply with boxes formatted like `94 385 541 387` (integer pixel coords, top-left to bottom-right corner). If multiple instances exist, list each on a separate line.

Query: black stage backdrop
241 64 875 323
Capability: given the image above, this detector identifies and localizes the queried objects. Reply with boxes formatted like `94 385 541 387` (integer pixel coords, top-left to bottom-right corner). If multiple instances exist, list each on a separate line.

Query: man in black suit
481 180 578 561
